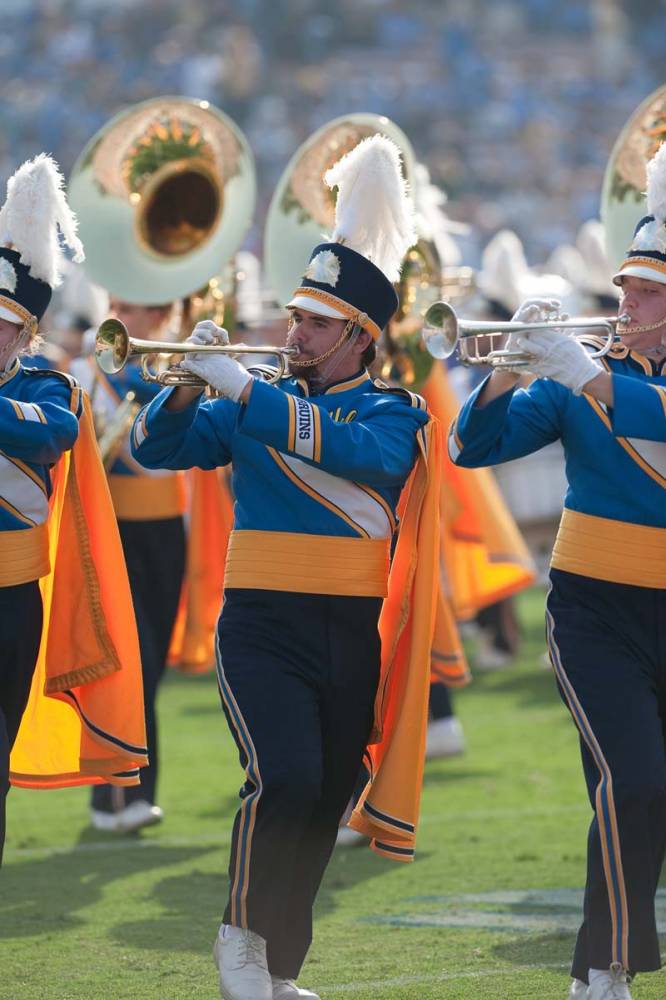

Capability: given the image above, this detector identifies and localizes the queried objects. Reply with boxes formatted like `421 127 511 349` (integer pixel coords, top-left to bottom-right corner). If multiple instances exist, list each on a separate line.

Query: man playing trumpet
449 144 666 1000
131 136 441 1000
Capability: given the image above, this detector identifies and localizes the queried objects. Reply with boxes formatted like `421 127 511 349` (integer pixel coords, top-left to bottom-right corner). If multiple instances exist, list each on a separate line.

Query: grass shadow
0 844 216 940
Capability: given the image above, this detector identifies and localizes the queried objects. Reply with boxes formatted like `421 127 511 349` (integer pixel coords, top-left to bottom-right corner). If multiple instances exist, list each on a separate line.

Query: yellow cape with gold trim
10 396 147 789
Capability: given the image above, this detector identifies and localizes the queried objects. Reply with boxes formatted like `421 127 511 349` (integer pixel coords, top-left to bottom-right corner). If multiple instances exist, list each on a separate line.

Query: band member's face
618 276 666 352
286 307 348 364
109 299 172 342
0 317 23 366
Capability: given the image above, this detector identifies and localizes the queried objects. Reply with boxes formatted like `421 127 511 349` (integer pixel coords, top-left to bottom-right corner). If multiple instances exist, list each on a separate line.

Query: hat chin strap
617 313 666 336
290 317 371 388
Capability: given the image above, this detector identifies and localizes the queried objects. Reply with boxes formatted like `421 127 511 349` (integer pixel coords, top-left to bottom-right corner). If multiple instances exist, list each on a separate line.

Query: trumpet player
449 144 666 1000
131 136 442 1000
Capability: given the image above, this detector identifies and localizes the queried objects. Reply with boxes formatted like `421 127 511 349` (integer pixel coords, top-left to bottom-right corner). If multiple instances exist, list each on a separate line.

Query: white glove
181 353 252 401
186 320 230 347
492 298 565 372
515 328 603 395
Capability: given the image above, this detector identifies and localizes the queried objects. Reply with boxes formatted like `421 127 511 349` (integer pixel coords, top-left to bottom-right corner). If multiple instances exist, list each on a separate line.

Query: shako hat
0 154 84 332
287 135 416 340
614 142 666 287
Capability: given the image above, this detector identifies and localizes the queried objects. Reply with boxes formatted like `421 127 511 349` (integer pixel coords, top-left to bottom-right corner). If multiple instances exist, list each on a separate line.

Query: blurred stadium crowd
0 0 663 265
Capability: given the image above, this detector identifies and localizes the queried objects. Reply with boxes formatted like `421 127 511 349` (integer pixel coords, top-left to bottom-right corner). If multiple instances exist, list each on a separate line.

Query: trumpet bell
601 84 666 271
421 301 459 360
264 112 416 307
95 318 130 374
69 96 256 305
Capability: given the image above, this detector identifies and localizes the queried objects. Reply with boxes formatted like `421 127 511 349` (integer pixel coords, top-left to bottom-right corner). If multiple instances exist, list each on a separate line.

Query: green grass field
2 587 664 999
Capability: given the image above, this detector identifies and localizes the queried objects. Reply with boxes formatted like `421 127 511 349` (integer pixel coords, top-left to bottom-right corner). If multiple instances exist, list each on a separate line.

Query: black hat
288 242 399 341
0 248 52 329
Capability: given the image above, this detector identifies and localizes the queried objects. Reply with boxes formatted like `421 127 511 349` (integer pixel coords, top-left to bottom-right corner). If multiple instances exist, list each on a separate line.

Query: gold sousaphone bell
95 318 299 387
69 95 257 306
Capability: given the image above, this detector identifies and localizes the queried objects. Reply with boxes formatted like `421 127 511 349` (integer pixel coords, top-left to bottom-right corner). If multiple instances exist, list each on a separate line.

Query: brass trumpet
95 318 299 387
421 301 630 369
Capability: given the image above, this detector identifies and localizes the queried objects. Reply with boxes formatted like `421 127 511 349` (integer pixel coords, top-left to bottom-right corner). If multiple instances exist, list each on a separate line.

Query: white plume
324 135 416 283
646 141 666 223
0 154 84 287
477 229 528 309
413 162 467 266
575 219 617 298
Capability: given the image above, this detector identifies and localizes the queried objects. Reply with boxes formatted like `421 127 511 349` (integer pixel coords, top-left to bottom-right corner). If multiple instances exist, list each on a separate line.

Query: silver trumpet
421 301 630 369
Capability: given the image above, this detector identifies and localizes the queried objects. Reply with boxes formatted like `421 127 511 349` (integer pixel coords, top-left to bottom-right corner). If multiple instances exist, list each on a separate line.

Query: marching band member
132 136 443 1000
71 298 187 834
0 155 146 861
448 143 666 1000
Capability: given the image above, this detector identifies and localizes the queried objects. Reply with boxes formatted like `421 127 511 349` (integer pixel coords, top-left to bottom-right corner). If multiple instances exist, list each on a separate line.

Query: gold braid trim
0 295 38 336
291 286 380 340
619 256 666 276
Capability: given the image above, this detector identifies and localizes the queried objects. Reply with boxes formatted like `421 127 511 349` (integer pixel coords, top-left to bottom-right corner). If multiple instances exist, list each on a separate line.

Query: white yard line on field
319 962 572 993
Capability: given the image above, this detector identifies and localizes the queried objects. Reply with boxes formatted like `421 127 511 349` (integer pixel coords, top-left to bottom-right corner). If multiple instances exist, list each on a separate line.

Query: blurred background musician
68 96 255 834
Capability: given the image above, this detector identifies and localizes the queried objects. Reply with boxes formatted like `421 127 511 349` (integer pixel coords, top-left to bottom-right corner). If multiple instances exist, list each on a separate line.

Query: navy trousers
546 569 666 979
217 588 382 978
92 516 185 812
0 581 42 865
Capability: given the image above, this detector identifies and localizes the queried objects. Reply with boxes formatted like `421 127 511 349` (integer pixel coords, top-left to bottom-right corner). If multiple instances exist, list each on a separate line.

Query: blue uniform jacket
449 343 666 586
450 346 666 529
132 369 428 540
0 360 80 530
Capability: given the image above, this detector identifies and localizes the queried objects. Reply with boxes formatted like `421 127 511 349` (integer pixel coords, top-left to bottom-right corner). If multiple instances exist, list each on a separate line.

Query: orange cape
168 468 233 673
423 364 535 619
350 415 443 860
10 396 147 789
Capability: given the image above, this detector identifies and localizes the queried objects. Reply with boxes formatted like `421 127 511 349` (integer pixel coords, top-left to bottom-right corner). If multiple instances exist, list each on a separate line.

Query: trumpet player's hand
187 320 230 347
477 298 568 406
515 328 603 395
501 298 566 370
180 353 253 403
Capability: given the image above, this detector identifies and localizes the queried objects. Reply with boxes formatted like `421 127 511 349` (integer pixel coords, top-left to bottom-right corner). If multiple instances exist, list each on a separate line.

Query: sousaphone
68 95 256 305
601 84 666 272
263 112 416 309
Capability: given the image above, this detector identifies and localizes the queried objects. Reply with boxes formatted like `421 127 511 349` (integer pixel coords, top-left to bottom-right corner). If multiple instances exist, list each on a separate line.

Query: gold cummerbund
108 473 186 521
551 508 666 589
0 523 50 586
225 530 391 596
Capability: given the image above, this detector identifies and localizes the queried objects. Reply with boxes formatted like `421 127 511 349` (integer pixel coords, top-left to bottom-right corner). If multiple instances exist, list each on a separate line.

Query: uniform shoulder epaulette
576 334 607 352
372 377 427 411
22 366 80 389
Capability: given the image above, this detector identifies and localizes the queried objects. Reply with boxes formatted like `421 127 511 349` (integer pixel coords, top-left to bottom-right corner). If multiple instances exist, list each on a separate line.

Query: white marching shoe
425 716 465 759
213 924 272 1000
569 980 588 999
271 976 321 999
90 799 163 834
586 967 633 1000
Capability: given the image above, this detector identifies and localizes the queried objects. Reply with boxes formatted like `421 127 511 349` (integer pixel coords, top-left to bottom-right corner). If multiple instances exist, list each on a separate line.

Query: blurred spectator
0 0 661 269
